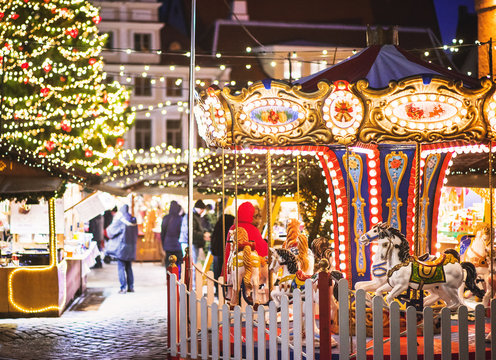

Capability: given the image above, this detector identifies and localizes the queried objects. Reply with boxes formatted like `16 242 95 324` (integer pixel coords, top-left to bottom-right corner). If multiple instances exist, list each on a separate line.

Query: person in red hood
222 202 267 277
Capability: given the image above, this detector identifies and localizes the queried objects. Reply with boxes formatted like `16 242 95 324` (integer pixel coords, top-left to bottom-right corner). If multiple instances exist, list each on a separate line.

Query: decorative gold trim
357 77 491 143
385 151 408 231
420 153 440 251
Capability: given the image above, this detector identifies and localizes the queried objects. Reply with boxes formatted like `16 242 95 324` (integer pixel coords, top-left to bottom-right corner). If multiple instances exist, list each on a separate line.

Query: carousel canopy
295 44 481 92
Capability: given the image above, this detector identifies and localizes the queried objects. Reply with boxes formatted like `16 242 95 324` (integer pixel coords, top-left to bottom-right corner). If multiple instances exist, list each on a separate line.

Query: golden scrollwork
358 77 490 144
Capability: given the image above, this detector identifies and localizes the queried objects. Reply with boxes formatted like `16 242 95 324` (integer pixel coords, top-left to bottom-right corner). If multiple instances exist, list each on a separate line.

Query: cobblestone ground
0 261 168 360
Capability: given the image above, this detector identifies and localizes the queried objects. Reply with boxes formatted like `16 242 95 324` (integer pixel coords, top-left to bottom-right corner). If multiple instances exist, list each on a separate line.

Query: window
104 32 114 50
166 119 182 148
135 119 152 149
166 77 183 97
283 60 302 81
135 77 152 96
310 60 328 75
134 33 151 52
195 78 211 88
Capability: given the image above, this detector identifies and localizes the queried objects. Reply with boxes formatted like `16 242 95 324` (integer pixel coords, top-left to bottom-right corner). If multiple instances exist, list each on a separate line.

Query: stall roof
0 144 100 200
296 44 482 92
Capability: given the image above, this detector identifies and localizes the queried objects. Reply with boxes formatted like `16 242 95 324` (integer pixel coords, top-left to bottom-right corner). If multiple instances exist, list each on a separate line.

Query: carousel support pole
266 150 273 299
414 142 422 257
187 0 196 294
296 155 300 220
234 147 239 303
221 148 226 302
345 146 353 353
490 141 494 301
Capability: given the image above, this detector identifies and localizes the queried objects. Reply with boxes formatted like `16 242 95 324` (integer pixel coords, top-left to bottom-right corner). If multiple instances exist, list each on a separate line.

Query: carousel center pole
490 142 494 300
187 0 196 291
414 141 421 257
296 155 300 220
266 150 273 299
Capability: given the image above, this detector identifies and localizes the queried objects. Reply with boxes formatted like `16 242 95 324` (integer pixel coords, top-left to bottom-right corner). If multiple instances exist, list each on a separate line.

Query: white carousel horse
354 243 389 293
226 228 265 306
482 255 496 306
460 223 492 298
359 222 484 309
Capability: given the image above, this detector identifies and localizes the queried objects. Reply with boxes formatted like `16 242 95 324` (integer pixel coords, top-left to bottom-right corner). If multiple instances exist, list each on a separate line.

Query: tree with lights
0 0 134 174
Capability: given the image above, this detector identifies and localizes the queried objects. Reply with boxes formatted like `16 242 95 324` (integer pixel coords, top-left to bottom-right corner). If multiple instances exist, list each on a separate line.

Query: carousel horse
359 222 484 309
226 227 265 306
269 247 339 346
354 242 389 293
460 223 492 299
282 219 315 276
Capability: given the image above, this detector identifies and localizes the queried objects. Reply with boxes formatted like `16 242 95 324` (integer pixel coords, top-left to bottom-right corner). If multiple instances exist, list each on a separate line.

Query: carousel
169 31 496 358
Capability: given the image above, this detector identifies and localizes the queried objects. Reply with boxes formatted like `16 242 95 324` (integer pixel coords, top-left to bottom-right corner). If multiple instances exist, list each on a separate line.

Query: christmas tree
0 0 134 174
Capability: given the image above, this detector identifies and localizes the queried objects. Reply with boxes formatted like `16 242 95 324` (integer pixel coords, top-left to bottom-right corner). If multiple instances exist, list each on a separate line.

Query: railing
166 264 495 359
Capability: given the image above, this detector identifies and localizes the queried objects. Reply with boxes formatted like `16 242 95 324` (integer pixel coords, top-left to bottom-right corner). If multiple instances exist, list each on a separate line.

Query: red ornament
60 76 66 82
4 43 11 50
112 159 119 166
92 16 101 24
0 13 4 20
84 149 93 157
116 138 125 147
45 141 55 151
21 62 29 69
10 13 19 20
65 28 78 38
23 77 29 84
40 87 50 97
43 63 52 72
39 152 47 157
88 58 97 65
60 121 72 132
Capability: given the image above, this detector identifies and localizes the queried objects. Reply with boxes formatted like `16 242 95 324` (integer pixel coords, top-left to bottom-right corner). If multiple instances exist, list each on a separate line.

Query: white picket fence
167 271 496 359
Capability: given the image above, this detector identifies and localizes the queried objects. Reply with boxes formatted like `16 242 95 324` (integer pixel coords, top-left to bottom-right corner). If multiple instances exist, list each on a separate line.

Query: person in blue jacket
106 204 138 294
161 200 184 274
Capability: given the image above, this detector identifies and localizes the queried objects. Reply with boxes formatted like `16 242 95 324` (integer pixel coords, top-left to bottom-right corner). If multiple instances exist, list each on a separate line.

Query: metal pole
266 150 273 299
187 0 196 289
414 142 421 256
490 142 494 300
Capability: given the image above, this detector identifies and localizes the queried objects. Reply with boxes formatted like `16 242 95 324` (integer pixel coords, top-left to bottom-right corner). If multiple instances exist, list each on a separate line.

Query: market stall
0 146 101 317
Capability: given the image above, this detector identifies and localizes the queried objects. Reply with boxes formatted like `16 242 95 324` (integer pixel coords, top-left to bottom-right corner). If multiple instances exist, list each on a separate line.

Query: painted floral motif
406 103 424 120
389 158 402 169
250 106 298 125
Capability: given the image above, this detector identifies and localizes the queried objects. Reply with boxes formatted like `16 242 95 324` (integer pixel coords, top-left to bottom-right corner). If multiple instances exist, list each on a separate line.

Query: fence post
318 271 331 360
167 256 180 360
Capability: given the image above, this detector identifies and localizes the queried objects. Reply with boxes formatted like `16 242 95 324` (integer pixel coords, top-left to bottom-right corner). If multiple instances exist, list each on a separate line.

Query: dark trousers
117 259 134 291
213 255 223 296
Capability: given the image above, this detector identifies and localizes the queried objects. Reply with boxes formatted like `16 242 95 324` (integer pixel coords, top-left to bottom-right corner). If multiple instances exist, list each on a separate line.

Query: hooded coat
106 205 138 261
222 202 266 276
161 201 184 252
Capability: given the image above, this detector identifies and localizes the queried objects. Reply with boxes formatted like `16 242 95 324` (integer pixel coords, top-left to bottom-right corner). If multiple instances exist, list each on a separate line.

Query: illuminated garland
0 0 135 174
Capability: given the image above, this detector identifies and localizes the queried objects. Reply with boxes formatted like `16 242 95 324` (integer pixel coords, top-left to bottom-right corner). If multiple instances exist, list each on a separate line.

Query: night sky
434 0 475 44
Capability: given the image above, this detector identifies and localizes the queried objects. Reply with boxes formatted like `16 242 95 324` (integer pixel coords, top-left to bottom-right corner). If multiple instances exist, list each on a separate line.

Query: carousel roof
296 45 481 92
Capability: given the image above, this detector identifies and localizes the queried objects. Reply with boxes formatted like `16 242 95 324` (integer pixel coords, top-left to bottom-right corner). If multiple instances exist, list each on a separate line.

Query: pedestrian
179 200 210 264
103 206 117 264
88 214 104 268
210 205 234 297
202 203 216 233
161 200 184 275
106 204 138 294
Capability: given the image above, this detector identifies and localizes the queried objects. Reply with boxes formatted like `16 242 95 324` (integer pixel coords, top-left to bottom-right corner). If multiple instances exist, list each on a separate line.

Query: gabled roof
296 45 482 91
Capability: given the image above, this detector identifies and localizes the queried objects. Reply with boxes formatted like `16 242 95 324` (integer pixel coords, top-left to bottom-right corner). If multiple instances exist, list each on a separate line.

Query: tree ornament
116 138 125 147
40 87 50 97
92 16 101 24
88 58 96 65
84 149 93 157
60 121 72 132
21 62 29 69
43 63 52 72
45 141 55 151
112 159 119 166
10 13 19 20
